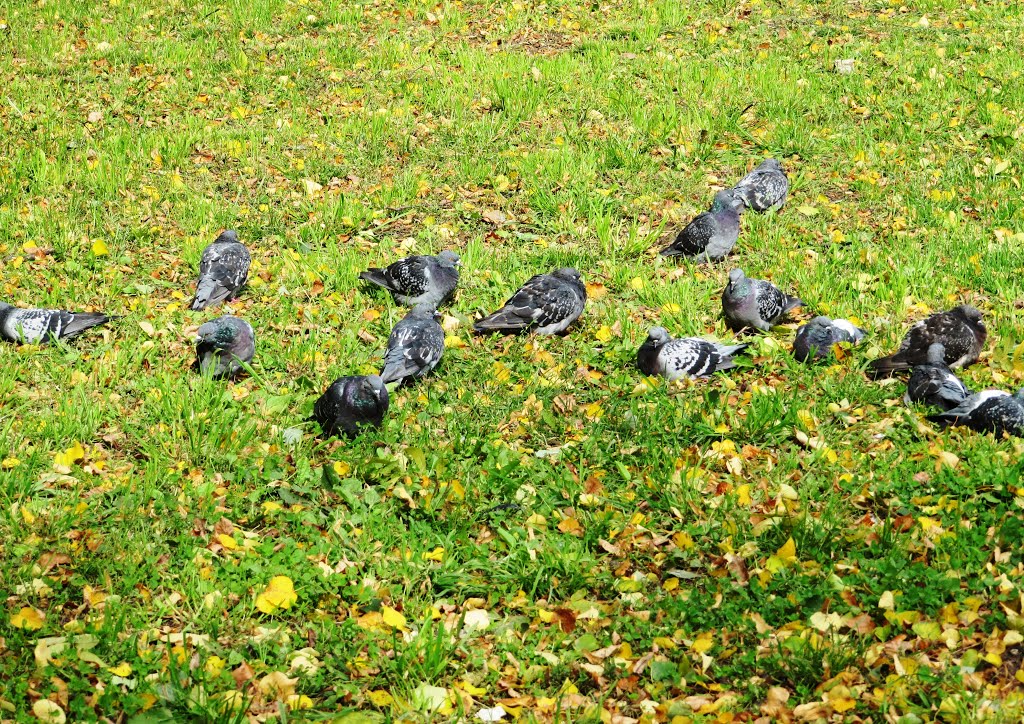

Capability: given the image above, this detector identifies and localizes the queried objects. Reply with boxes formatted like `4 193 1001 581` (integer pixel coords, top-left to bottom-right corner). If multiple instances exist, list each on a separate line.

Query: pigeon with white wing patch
637 327 748 380
0 302 110 344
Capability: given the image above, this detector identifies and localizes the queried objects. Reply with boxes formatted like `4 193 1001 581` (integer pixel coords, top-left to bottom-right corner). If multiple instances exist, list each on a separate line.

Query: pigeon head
437 250 461 267
711 189 744 213
808 316 834 327
926 342 946 365
952 305 983 324
361 374 389 403
553 268 582 283
197 317 237 344
757 158 782 171
214 230 239 244
410 304 442 321
727 268 747 287
646 327 670 347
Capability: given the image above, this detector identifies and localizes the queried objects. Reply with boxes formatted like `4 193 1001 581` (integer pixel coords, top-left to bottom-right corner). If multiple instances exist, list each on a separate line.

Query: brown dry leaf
232 660 255 687
553 608 576 633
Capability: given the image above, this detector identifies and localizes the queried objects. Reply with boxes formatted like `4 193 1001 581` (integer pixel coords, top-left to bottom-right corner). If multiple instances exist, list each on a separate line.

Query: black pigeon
0 302 110 344
474 268 586 335
637 327 747 381
733 158 789 212
359 250 461 307
928 389 1024 438
722 268 804 332
312 375 389 438
792 316 865 362
868 305 986 378
195 315 255 379
380 305 445 385
190 230 251 311
660 190 745 261
904 343 970 410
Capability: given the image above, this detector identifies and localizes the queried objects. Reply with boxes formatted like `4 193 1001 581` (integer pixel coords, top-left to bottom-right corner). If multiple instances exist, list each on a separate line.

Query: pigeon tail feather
62 313 110 338
782 296 805 313
473 309 528 332
867 355 911 378
191 280 233 310
359 268 394 291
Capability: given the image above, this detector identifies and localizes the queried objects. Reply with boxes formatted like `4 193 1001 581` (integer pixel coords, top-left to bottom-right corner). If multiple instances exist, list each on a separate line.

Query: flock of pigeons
2 159 1022 439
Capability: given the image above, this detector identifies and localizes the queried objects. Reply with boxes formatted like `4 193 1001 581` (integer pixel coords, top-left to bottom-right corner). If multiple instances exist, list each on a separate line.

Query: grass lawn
2 0 1024 721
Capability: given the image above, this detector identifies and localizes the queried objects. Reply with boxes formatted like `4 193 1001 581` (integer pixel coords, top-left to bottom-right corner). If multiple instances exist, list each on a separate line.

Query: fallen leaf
11 607 45 630
255 576 297 614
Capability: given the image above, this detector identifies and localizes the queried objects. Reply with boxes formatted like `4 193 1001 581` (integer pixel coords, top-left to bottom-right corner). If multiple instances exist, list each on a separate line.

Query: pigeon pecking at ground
379 304 445 385
474 268 587 335
867 305 986 378
637 327 748 381
195 315 255 379
733 158 789 213
792 316 866 362
927 389 1024 438
312 375 390 438
0 302 110 344
659 189 745 262
190 230 251 311
359 250 461 307
904 343 971 411
722 268 804 332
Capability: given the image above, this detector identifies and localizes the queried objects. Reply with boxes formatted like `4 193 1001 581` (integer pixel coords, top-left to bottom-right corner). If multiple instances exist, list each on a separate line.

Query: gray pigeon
904 343 970 410
379 304 445 385
722 268 804 332
191 230 251 310
195 315 255 379
359 250 461 307
733 158 789 212
792 316 865 362
868 305 986 378
660 190 745 261
0 302 110 344
637 327 747 381
312 375 389 438
928 389 1024 438
474 268 586 335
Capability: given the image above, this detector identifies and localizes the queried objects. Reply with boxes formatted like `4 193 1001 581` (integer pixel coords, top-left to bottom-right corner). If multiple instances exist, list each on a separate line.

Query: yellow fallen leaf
691 632 714 653
54 442 86 468
368 689 395 707
258 671 298 699
32 700 66 724
287 694 314 710
255 576 297 614
422 547 445 562
216 534 238 550
108 662 132 677
832 697 856 713
776 537 797 561
205 655 225 677
11 606 45 630
1 457 20 469
332 461 351 477
595 325 613 343
91 239 109 257
262 501 283 514
381 605 407 631
736 484 752 506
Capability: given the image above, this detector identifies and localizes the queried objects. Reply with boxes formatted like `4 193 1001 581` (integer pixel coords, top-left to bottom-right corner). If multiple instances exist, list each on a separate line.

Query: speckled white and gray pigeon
312 375 389 438
474 268 586 335
904 343 970 411
379 304 445 385
722 268 804 332
195 315 255 379
359 250 461 307
660 190 745 261
0 302 110 344
190 230 251 311
792 316 865 362
733 158 789 213
637 327 748 381
868 305 986 378
928 388 1024 438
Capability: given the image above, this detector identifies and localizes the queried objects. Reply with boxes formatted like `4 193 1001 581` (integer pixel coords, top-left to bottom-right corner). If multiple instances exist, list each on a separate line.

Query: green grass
2 0 1024 721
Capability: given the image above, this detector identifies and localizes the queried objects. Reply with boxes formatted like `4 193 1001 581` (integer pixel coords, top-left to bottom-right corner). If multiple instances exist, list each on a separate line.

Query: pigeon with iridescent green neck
312 375 389 438
722 268 804 332
195 315 255 379
660 190 744 262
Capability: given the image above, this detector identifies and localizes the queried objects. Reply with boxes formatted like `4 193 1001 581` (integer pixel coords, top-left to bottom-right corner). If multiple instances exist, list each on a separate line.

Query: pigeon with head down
722 268 804 332
312 375 390 438
0 302 110 344
868 305 986 378
474 268 586 335
905 343 971 411
637 327 748 381
379 304 445 385
792 316 865 362
660 190 745 262
195 315 255 379
733 158 789 213
359 250 461 308
927 388 1024 438
191 230 251 311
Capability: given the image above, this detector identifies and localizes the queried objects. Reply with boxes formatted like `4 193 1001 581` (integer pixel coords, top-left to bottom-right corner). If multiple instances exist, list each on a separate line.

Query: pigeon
359 250 461 307
0 302 110 344
927 389 1024 438
195 315 255 379
659 190 745 261
312 375 390 438
379 304 445 385
637 327 748 381
904 343 971 411
190 230 251 311
722 268 804 332
733 158 789 212
868 305 986 378
474 268 587 335
792 316 866 362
